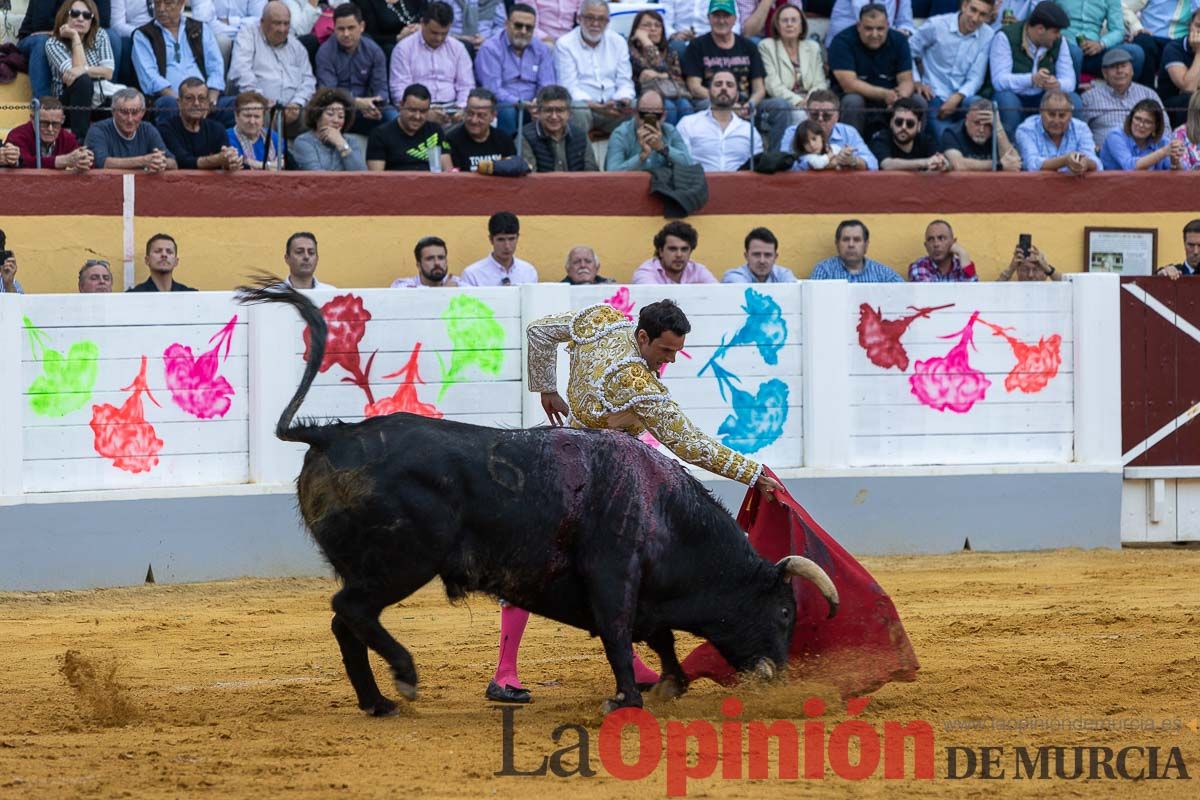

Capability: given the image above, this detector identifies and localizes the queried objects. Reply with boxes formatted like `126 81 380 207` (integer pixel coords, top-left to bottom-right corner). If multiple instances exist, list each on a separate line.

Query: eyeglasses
39 118 64 128
892 117 918 130
510 21 534 31
580 14 609 24
541 105 569 116
68 9 94 20
114 106 145 116
809 109 835 120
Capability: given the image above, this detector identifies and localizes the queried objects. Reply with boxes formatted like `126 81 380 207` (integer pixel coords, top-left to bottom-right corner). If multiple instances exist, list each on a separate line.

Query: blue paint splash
699 288 790 454
710 288 788 365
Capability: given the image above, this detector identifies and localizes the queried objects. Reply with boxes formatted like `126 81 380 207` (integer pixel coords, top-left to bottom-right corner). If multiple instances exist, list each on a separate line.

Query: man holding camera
0 250 22 295
605 89 692 171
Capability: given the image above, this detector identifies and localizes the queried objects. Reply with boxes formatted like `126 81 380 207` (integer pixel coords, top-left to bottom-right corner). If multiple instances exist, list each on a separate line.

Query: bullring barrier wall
3 171 1200 293
0 278 1123 589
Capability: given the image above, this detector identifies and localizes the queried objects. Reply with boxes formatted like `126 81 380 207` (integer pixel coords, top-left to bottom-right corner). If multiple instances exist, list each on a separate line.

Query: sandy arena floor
0 547 1198 799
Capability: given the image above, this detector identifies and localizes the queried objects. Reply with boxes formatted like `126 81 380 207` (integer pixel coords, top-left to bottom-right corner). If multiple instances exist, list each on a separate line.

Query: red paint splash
909 312 992 413
603 286 635 320
979 320 1062 394
90 355 164 473
163 315 237 419
857 303 955 371
303 293 376 405
364 343 443 419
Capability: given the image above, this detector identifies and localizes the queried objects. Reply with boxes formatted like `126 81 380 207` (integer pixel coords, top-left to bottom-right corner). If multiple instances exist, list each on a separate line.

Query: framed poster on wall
1084 227 1157 276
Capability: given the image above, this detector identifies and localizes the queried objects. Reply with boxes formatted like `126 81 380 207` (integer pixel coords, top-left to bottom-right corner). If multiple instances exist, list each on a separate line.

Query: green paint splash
436 295 505 401
24 316 100 417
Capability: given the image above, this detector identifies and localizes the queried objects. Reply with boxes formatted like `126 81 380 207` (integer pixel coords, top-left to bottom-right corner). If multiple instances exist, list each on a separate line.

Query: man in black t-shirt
868 98 947 171
680 0 791 148
446 88 517 172
941 99 1022 171
366 83 453 172
157 78 243 171
827 3 924 137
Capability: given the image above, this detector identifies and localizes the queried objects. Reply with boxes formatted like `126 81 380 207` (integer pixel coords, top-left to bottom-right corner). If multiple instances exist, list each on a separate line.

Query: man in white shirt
228 2 317 135
281 232 337 290
459 211 540 286
553 0 635 135
676 69 761 171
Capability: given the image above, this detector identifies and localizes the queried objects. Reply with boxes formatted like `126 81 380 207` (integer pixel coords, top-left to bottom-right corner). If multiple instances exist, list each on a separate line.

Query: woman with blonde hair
44 0 114 138
1171 90 1200 170
758 3 826 128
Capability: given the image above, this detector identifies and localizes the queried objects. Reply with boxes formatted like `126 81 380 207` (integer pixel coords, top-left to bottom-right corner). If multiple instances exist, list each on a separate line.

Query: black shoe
486 680 532 703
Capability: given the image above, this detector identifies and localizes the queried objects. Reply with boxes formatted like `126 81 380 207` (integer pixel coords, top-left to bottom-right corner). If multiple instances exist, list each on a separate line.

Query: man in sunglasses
780 89 877 170
78 260 115 293
869 97 950 171
474 3 557 135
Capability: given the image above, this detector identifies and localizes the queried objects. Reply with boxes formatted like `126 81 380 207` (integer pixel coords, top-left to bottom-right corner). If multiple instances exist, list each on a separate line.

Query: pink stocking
492 604 530 689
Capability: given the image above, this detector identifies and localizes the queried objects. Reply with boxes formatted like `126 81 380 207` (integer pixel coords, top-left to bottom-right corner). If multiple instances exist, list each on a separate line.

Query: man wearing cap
988 0 1081 139
1057 0 1146 82
1081 48 1165 144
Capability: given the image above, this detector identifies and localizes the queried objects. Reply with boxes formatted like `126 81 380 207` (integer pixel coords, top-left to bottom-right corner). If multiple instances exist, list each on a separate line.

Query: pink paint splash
857 303 955 371
979 320 1062 394
909 312 992 413
163 315 237 420
602 287 668 447
90 355 164 473
364 342 444 419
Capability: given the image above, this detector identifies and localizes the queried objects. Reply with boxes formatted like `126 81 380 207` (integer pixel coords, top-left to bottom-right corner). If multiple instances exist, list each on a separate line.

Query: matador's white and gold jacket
526 304 762 485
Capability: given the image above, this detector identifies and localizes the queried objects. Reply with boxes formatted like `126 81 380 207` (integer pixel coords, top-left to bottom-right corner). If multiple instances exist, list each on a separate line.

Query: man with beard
676 70 762 171
907 220 978 282
473 4 557 135
446 88 517 171
560 246 614 284
869 97 949 171
941 98 1022 171
632 221 718 284
157 78 243 170
367 83 453 171
391 236 461 287
1015 89 1100 173
128 233 197 292
554 0 635 135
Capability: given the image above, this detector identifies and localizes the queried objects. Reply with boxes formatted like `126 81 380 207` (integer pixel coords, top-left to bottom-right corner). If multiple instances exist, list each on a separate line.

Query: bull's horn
776 556 839 619
754 658 776 681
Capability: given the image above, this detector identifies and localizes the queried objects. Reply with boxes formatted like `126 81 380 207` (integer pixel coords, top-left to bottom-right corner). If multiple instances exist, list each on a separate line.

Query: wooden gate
1120 277 1200 542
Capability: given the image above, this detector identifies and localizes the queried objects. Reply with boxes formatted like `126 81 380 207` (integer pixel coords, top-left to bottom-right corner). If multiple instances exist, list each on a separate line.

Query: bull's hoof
486 680 532 704
601 692 642 714
363 698 399 717
394 679 418 701
649 676 686 701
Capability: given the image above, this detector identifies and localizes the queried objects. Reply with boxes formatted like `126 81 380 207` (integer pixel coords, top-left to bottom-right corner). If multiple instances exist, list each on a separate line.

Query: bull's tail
235 275 329 447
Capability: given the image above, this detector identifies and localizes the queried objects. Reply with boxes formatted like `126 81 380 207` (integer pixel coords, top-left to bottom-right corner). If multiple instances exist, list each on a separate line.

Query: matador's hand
756 474 783 502
541 392 569 426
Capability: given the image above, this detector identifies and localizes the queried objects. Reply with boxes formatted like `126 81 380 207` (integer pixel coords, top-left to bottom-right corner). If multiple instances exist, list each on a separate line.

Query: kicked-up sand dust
0 547 1198 798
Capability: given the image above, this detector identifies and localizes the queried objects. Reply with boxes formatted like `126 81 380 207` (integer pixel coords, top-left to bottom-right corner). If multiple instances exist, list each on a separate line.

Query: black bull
238 282 838 715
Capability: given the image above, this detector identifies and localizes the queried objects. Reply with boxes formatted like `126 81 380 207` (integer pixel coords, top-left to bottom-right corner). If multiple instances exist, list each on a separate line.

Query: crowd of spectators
2 217 1197 297
6 0 1200 173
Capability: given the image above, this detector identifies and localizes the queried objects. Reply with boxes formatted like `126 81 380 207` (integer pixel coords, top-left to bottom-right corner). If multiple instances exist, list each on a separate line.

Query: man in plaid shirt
908 220 979 282
810 219 904 283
